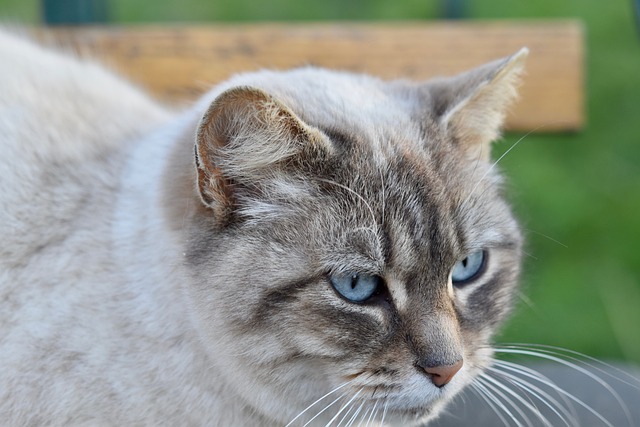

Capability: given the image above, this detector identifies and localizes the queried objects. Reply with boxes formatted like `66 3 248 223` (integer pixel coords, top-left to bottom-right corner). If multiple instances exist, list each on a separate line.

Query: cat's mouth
344 386 454 425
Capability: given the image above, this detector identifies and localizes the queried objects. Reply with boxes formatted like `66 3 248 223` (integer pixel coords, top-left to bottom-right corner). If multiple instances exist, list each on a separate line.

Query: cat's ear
432 48 528 161
194 86 332 219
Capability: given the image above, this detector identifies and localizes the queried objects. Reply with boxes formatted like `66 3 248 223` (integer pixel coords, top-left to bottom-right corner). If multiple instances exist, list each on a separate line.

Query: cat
0 30 527 426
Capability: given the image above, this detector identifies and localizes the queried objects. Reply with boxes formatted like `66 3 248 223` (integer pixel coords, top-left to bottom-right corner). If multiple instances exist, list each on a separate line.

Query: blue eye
330 273 382 303
451 250 486 285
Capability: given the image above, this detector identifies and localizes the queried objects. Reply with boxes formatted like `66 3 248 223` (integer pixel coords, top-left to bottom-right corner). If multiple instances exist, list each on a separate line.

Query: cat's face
181 50 526 425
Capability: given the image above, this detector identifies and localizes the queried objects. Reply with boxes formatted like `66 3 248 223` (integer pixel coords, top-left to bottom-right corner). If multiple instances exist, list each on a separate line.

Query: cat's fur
0 30 527 426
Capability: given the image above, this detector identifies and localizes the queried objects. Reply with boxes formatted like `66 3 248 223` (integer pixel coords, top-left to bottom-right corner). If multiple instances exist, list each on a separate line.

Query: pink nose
422 360 463 388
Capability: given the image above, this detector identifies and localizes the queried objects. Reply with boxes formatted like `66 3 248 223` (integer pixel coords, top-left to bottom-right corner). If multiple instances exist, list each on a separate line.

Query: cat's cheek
295 301 389 356
451 249 521 328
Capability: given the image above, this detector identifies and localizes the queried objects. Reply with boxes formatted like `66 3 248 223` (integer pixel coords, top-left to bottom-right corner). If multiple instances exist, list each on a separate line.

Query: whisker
470 380 514 427
521 249 539 261
458 121 566 221
493 347 623 427
501 343 640 390
476 376 529 427
379 398 389 426
334 398 358 427
492 359 581 423
480 373 546 427
489 362 578 427
489 363 577 426
364 401 379 427
343 400 366 427
525 229 569 248
354 404 372 427
285 380 354 427
323 388 365 427
516 291 537 311
459 128 536 209
496 374 571 427
301 391 350 427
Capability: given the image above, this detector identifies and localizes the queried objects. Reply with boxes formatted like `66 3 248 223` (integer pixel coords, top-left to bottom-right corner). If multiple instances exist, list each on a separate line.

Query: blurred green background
1 0 638 364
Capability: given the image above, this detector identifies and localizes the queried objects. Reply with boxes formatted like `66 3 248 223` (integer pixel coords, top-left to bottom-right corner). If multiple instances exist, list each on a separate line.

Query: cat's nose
420 359 463 388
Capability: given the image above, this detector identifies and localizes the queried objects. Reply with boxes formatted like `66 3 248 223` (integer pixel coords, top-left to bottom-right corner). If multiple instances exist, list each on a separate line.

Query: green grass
1 0 639 363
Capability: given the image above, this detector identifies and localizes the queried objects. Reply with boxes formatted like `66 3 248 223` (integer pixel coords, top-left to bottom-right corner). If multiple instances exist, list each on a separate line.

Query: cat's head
178 49 527 425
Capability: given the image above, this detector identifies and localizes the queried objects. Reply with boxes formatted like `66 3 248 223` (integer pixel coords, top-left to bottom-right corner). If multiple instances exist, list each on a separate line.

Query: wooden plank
36 21 585 132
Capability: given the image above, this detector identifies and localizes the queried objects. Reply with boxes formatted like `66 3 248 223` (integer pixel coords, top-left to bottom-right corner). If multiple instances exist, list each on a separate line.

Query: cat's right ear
428 48 528 162
194 86 333 221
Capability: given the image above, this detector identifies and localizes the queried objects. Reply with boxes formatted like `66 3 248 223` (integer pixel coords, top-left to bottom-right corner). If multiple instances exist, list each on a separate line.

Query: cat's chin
381 402 447 426
378 374 477 426
362 388 457 426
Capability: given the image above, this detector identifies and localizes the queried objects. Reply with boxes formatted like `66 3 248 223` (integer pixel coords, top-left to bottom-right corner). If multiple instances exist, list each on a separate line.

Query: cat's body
0 32 223 425
0 31 526 426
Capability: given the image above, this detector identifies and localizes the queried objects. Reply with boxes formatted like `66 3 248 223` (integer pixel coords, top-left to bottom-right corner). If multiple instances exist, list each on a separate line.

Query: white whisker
493 347 624 427
482 370 552 427
492 359 580 420
502 343 640 391
489 362 578 427
470 380 513 427
379 398 389 426
525 229 569 248
324 388 365 427
354 405 372 427
334 398 360 427
515 291 537 311
285 380 354 427
522 249 539 261
364 401 378 427
476 376 529 427
301 391 350 427
459 128 535 209
458 121 567 219
344 400 366 427
487 367 571 427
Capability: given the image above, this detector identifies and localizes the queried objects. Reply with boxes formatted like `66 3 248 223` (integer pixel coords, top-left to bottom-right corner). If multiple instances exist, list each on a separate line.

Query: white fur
0 31 261 426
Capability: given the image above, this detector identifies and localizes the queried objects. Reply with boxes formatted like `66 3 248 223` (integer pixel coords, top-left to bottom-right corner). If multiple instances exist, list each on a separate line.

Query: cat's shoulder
0 30 172 266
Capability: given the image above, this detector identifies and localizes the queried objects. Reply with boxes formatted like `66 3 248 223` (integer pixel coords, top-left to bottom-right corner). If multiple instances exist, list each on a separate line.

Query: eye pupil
351 274 358 289
451 250 486 285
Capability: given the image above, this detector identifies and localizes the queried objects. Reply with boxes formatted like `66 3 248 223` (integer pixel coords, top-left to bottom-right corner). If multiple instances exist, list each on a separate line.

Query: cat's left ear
431 48 528 161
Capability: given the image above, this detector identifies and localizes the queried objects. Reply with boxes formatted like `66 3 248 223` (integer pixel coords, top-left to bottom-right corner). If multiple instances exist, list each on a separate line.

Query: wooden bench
35 21 584 132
